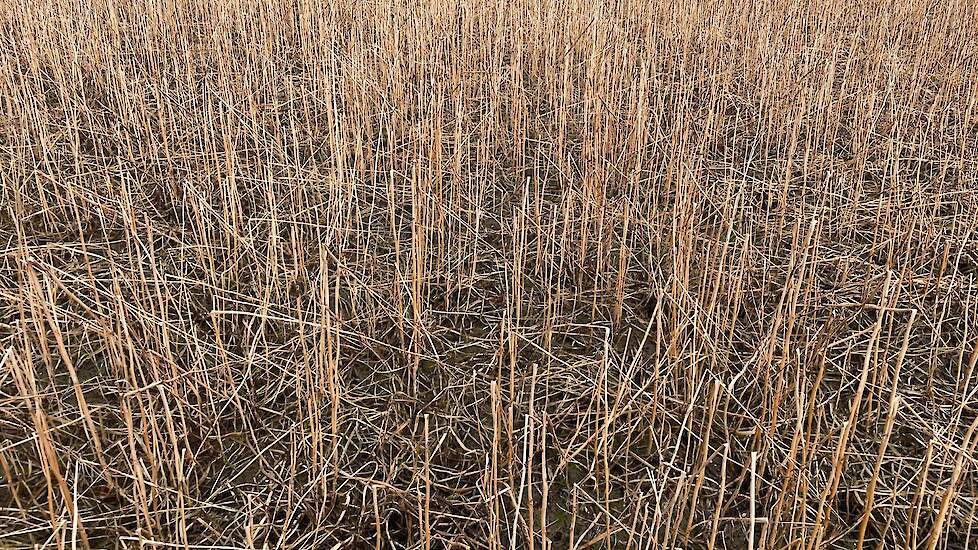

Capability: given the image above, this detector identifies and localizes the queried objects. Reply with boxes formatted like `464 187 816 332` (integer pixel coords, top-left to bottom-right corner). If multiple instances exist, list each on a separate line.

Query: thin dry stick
373 485 382 550
424 414 431 550
925 414 978 550
856 394 900 550
749 451 757 550
708 444 729 550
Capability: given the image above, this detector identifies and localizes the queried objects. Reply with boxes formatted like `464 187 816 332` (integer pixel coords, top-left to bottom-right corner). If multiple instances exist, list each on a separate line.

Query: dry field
1 0 977 548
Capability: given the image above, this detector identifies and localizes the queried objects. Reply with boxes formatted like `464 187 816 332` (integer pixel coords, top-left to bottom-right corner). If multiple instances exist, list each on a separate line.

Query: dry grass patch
1 0 977 548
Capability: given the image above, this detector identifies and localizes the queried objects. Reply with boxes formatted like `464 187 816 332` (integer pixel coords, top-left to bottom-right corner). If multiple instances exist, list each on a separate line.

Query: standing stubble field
1 0 977 548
